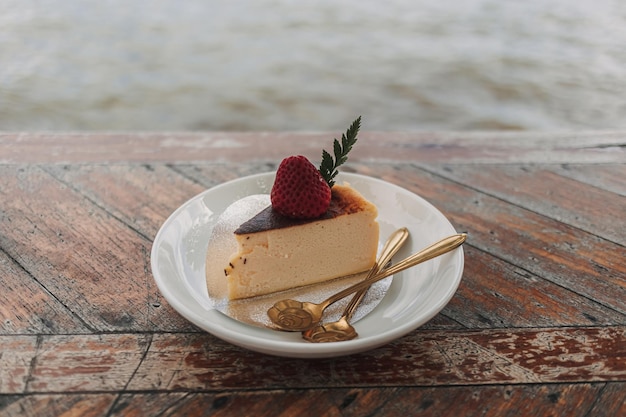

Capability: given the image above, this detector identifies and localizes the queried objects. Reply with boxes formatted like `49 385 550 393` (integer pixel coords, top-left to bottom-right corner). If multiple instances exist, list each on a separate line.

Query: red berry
270 155 331 219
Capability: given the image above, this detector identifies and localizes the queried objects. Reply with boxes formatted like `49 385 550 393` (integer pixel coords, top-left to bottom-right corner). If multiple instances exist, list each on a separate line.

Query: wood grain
550 163 626 196
3 384 622 417
1 131 624 416
0 336 38 394
44 164 207 240
425 163 626 245
0 166 196 333
370 164 626 315
1 327 623 395
0 394 117 417
0 251 88 334
445 245 625 328
1 131 624 164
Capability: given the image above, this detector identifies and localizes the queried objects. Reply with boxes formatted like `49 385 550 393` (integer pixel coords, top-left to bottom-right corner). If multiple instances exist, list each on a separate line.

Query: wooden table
1 131 625 416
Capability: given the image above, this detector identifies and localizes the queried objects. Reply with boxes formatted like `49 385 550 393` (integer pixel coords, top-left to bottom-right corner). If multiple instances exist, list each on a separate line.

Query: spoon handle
377 233 466 277
323 233 467 307
375 227 410 276
342 227 409 320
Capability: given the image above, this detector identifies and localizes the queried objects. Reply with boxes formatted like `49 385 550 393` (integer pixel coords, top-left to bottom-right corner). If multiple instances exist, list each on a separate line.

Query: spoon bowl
302 317 359 342
267 299 323 332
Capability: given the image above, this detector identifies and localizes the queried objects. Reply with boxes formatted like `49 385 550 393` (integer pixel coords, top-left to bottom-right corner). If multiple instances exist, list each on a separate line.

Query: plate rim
151 172 464 358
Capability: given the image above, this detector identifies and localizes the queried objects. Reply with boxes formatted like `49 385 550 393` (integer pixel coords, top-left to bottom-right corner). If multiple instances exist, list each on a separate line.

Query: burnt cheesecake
206 184 379 300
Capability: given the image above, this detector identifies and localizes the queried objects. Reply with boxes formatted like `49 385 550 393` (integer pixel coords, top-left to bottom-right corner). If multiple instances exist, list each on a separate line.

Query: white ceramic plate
151 172 464 358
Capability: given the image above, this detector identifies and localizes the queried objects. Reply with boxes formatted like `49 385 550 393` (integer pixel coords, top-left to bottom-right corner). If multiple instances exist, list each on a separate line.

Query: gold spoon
267 227 409 332
268 232 467 332
302 228 410 342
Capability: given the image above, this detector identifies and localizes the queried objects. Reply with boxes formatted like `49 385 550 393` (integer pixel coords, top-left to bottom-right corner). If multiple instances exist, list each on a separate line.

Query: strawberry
270 117 361 219
270 155 331 219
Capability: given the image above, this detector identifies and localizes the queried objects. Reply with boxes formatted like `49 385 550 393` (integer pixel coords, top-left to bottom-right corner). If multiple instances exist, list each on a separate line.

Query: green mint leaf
333 139 342 162
319 116 361 187
320 149 335 187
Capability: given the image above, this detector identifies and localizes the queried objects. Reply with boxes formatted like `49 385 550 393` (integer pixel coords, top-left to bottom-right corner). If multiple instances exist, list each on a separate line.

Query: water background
2 0 626 131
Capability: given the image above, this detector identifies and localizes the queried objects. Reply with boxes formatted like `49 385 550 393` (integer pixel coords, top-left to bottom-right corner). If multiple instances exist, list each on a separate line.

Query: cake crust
235 184 370 234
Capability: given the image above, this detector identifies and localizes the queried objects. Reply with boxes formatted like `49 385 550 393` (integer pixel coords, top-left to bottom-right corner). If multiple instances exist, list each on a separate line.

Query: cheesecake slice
206 184 379 300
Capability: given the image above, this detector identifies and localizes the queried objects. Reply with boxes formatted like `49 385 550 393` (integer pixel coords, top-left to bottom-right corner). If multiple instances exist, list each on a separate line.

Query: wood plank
425 164 626 245
0 250 89 334
128 327 625 390
167 390 346 417
44 164 207 240
106 392 190 416
25 334 151 393
170 162 277 189
587 382 626 416
335 384 606 417
444 245 626 328
0 166 196 333
366 164 626 315
552 164 626 197
1 131 624 164
0 394 116 417
0 336 38 394
43 163 275 241
5 328 620 394
1 383 621 417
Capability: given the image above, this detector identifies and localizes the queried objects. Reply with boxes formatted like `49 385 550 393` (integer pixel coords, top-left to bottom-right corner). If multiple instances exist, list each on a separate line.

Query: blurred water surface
1 0 626 131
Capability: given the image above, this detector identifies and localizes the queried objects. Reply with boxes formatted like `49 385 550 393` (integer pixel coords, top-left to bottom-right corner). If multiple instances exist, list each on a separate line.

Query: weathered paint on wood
1 327 624 395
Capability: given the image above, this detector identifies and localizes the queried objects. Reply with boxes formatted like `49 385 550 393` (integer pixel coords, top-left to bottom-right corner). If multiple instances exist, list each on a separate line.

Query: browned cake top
234 184 371 235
